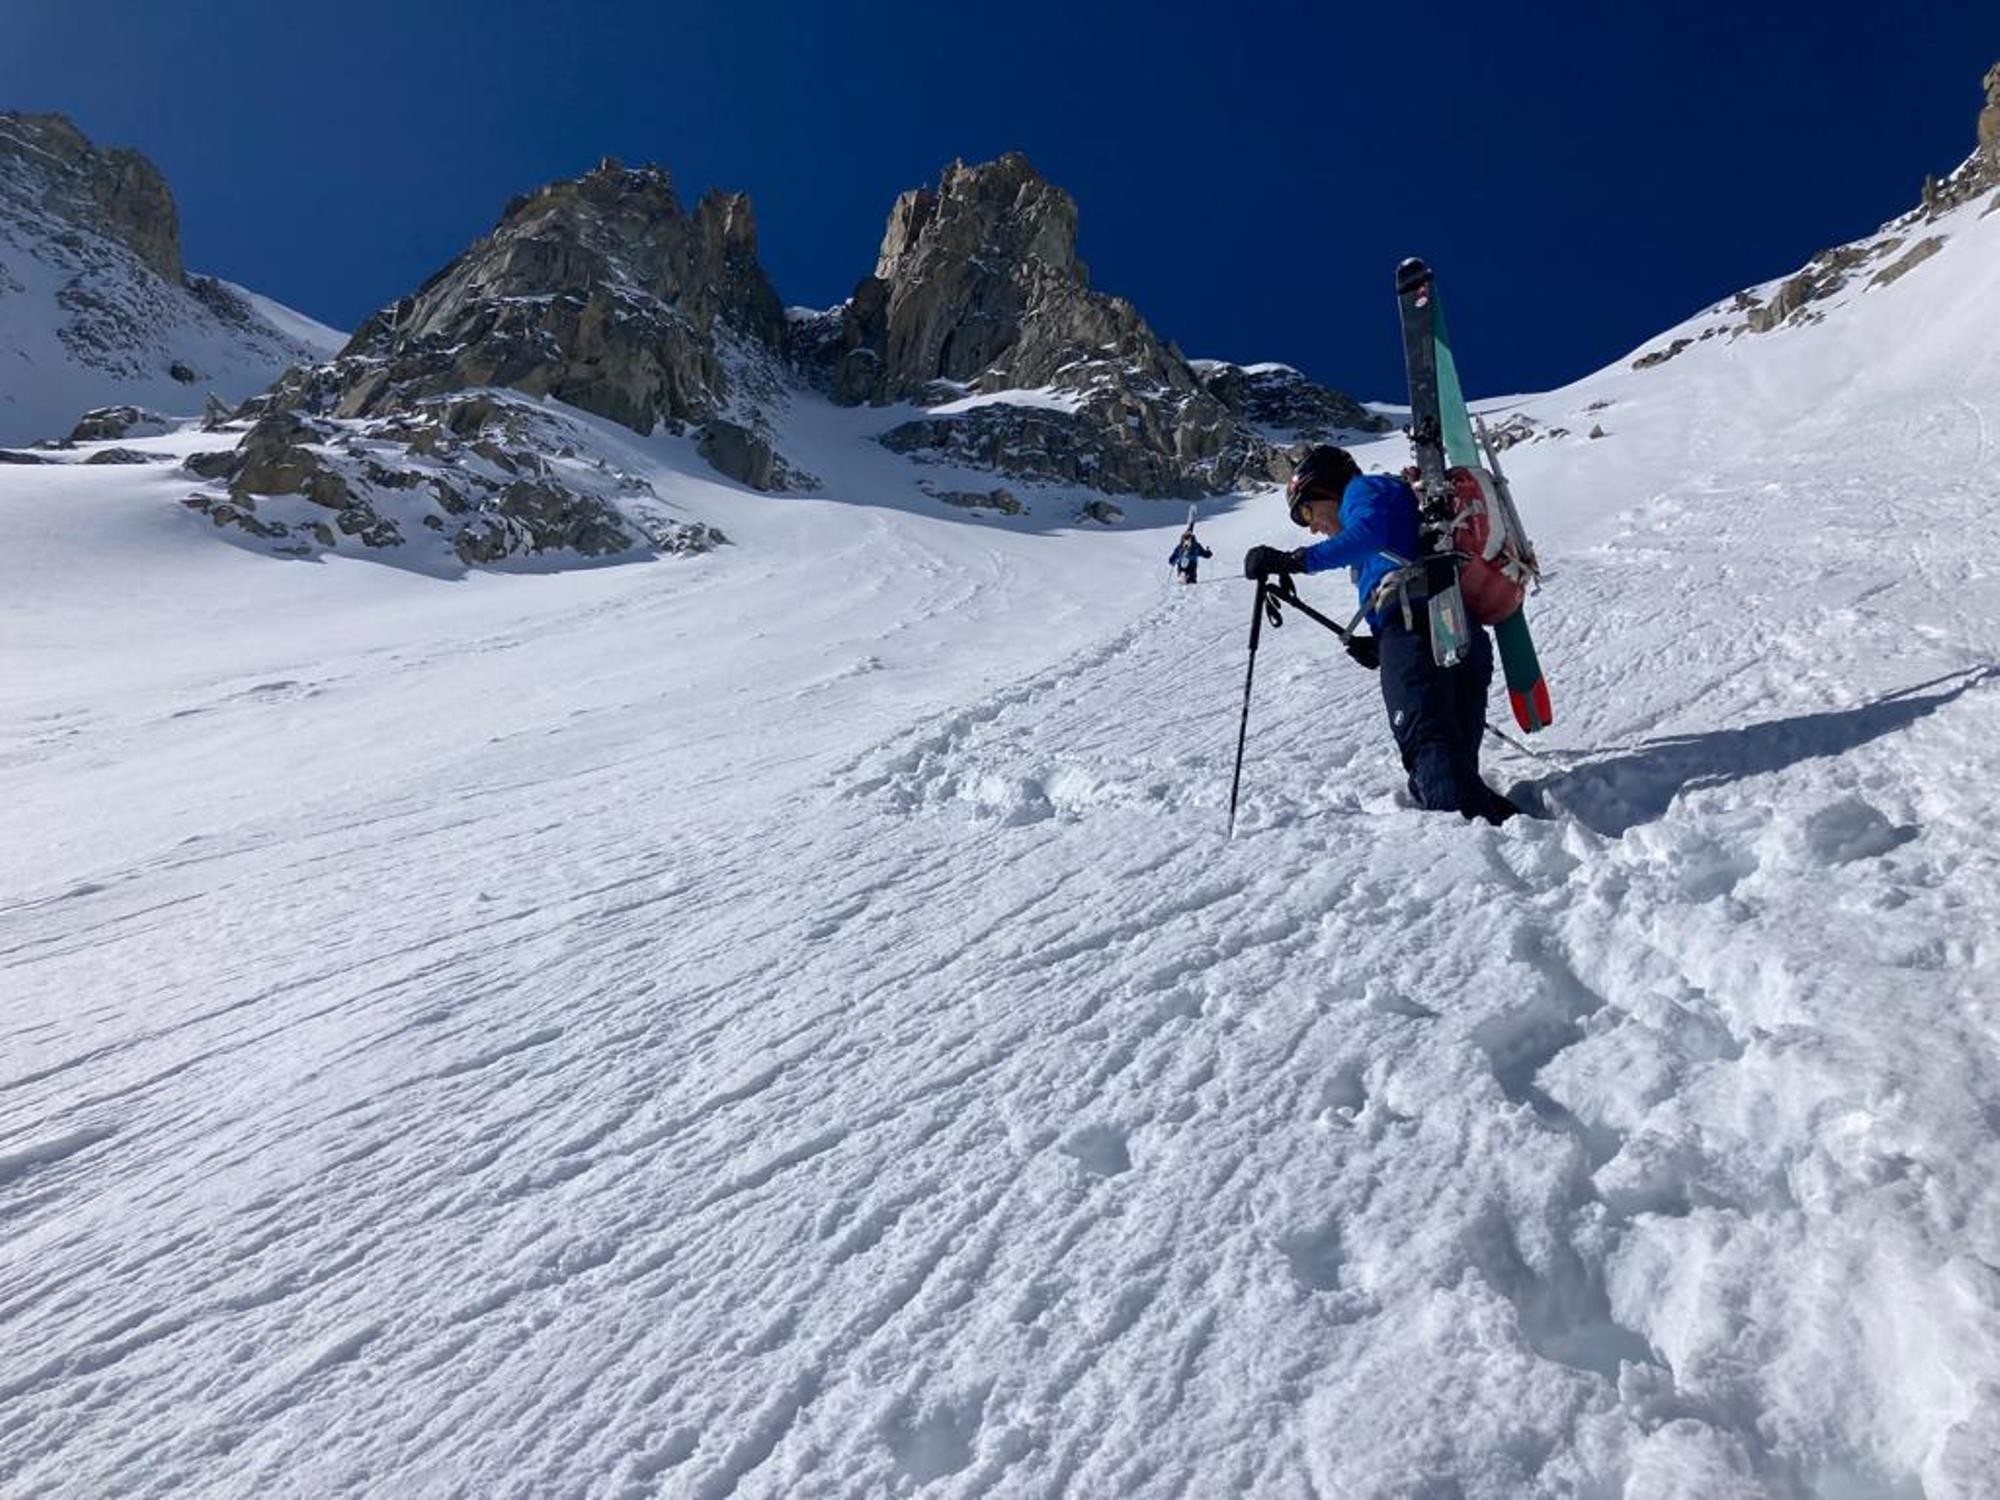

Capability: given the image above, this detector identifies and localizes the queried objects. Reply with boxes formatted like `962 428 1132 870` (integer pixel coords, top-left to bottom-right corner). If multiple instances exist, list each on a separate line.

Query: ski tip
1509 683 1554 733
1396 257 1433 293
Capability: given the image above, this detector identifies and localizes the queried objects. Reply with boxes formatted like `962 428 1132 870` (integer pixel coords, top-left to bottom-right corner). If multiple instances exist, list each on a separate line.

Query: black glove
1244 545 1305 581
1343 632 1381 671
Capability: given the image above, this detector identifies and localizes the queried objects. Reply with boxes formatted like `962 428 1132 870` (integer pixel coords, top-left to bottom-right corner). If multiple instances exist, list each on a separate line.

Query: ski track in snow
6 203 2000 1498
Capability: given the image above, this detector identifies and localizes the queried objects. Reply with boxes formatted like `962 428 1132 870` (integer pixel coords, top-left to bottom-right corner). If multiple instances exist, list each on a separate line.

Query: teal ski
1427 280 1553 732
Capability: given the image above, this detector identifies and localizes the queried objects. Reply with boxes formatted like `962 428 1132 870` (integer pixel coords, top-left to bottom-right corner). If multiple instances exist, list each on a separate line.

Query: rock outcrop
168 154 812 567
1192 361 1386 441
1979 61 2000 169
232 157 809 517
799 153 1372 497
180 391 721 570
0 113 182 283
823 153 1160 403
1630 61 2000 367
0 112 340 445
293 159 790 451
66 405 173 444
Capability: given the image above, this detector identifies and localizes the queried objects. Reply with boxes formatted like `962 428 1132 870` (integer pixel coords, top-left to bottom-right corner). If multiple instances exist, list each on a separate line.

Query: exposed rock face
1193 361 1387 440
305 159 789 447
0 113 181 283
879 393 1282 500
1743 238 1907 333
1632 62 2000 361
180 392 722 570
241 157 808 509
698 418 811 492
0 112 340 445
1870 235 1946 287
1981 62 2000 168
801 153 1370 498
1630 338 1692 371
1481 412 1570 449
67 405 173 443
832 154 1128 400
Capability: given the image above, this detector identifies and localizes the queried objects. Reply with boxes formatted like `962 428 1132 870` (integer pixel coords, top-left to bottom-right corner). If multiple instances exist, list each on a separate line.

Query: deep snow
2 191 1998 1499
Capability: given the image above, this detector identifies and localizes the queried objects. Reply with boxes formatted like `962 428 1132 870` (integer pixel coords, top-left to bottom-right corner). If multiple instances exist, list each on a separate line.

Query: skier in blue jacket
1169 529 1212 584
1244 444 1515 824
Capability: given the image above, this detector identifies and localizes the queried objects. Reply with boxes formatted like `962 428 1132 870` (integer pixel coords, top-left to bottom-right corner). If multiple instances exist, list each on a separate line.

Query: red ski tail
1510 679 1554 733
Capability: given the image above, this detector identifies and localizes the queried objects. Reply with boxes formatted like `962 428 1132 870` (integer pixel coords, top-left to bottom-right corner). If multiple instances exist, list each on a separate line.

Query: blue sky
4 1 1994 399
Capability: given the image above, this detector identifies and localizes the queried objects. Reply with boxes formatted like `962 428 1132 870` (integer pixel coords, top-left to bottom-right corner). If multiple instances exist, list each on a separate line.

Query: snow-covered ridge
226 282 347 355
0 112 344 447
1619 116 1999 381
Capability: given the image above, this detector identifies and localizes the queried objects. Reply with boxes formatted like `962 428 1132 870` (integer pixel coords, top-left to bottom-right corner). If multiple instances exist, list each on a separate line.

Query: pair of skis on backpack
1394 257 1553 735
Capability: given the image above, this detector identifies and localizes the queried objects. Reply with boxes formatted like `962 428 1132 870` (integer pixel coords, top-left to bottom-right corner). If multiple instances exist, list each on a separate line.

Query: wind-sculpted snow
3 178 1999 1500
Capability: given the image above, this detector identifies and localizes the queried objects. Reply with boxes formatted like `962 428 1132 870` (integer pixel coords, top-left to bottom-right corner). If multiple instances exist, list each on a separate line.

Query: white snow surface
0 218 343 446
223 281 348 359
4 191 2000 1499
919 384 1089 418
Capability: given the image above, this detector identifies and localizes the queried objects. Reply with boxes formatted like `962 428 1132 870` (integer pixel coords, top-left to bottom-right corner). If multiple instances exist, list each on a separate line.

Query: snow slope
0 222 343 446
3 192 1999 1498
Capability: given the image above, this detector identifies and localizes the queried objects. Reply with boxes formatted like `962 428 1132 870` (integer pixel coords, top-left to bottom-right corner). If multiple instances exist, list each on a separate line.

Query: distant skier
1169 529 1212 585
1243 444 1516 824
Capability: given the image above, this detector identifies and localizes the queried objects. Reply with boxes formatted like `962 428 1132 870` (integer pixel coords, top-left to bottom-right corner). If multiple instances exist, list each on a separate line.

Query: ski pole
1485 719 1581 768
1264 575 1354 641
1227 579 1270 838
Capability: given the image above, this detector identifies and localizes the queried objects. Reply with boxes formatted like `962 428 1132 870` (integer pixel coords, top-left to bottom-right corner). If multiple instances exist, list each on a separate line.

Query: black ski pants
1377 616 1504 821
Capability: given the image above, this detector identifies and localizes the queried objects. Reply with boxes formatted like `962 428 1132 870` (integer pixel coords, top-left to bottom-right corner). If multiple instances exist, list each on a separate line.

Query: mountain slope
0 113 342 446
3 80 2000 1500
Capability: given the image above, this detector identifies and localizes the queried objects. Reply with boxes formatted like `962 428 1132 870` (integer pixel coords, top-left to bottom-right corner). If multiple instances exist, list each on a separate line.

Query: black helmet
1286 445 1359 525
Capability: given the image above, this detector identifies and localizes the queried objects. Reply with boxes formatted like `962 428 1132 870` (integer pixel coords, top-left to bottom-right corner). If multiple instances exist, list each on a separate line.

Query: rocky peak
286 155 791 452
806 153 1382 498
828 151 1158 405
390 156 784 356
0 111 182 284
873 152 1082 286
0 112 339 445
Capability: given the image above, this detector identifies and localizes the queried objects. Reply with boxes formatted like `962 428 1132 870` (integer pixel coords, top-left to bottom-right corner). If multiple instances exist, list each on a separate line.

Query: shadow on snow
1536 665 1997 838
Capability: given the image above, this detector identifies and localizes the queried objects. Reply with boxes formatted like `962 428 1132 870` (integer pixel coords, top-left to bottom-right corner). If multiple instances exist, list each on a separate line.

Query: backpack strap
1367 550 1431 630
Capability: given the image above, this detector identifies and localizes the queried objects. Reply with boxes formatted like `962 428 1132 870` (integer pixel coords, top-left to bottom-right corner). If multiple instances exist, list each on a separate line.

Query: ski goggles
1288 490 1329 528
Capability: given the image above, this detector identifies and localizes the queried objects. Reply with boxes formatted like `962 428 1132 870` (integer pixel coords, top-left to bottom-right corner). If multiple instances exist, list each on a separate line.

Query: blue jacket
1299 473 1421 626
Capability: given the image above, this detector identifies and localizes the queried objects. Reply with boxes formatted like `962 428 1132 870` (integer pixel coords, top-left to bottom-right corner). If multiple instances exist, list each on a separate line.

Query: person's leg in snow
1451 629 1516 823
1378 619 1513 823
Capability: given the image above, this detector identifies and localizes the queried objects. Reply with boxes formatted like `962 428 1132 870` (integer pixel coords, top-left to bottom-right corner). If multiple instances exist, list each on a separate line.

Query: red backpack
1451 466 1539 625
1399 464 1540 626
